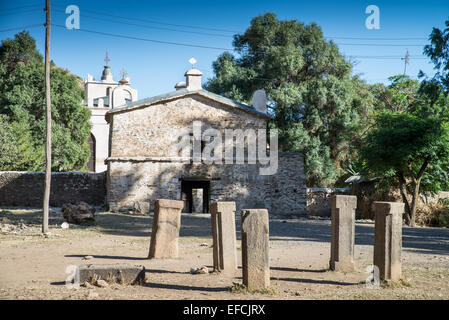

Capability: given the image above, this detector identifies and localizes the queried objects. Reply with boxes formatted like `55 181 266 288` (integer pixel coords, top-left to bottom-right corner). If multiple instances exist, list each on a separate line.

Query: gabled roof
344 174 379 184
105 88 272 122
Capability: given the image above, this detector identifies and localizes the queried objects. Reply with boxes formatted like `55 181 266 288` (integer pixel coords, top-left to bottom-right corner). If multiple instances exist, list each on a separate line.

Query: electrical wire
52 8 231 38
51 23 234 51
51 3 238 34
0 24 43 33
51 2 428 44
0 3 42 12
52 23 428 59
0 8 43 17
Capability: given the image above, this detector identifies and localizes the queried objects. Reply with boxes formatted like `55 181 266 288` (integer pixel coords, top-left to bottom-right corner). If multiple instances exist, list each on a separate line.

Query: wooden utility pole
43 0 51 234
402 49 410 75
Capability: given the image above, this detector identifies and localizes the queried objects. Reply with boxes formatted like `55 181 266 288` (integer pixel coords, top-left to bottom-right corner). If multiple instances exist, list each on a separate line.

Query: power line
53 8 429 46
348 55 423 58
0 24 43 33
52 23 430 59
52 8 231 38
0 3 42 12
51 24 234 51
53 5 428 45
348 56 426 60
0 8 43 17
51 11 426 48
51 3 238 34
337 43 424 47
326 36 427 41
52 3 430 44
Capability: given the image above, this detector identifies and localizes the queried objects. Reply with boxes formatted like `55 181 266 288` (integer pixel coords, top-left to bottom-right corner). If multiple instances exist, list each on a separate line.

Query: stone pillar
148 199 184 259
210 202 237 275
192 189 203 213
241 209 270 289
329 195 357 272
373 201 404 281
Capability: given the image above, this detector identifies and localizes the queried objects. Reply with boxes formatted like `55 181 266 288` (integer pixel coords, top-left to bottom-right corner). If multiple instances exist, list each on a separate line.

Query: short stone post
210 202 237 275
373 201 404 281
329 195 357 272
241 209 270 289
148 199 184 259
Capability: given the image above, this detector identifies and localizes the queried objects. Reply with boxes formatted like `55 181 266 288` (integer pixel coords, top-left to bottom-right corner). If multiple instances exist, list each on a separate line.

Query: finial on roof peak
189 57 197 69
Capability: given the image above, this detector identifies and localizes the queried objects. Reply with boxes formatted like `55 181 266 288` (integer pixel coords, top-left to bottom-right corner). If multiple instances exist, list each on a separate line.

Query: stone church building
104 65 306 215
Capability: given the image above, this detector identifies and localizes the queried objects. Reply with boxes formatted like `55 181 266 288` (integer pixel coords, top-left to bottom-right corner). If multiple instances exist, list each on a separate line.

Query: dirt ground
0 208 448 300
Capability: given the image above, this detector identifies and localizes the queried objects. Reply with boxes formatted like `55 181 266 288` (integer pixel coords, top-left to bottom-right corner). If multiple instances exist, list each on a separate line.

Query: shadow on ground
65 254 149 260
3 209 448 256
143 282 230 292
96 212 449 256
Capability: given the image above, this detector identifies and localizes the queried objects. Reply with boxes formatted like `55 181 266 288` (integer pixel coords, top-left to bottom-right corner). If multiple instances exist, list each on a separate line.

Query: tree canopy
205 13 373 187
358 18 449 226
423 19 449 92
0 31 91 172
360 111 449 226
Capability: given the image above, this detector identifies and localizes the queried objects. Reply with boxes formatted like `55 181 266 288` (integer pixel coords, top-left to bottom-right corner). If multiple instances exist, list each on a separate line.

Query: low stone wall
421 191 449 204
306 188 351 217
0 171 106 207
307 182 449 219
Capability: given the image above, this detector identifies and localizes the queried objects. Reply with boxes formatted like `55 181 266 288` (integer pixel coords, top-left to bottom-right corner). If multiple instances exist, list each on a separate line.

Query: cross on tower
105 51 110 66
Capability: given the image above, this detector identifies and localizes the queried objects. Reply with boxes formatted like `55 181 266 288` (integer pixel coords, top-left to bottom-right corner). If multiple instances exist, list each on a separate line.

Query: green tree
360 112 449 226
0 115 40 170
0 31 91 171
371 75 420 113
359 20 449 226
205 13 373 186
418 18 449 118
0 30 42 77
422 19 449 92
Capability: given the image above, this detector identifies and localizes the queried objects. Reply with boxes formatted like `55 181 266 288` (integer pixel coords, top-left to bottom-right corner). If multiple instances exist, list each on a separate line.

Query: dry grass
230 282 278 295
381 278 414 289
416 202 449 227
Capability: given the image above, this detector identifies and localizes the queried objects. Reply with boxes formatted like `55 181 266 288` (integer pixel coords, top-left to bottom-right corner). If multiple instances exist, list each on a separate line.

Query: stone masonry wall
109 95 267 158
271 153 306 216
107 152 305 216
107 160 268 214
306 188 351 217
0 171 106 207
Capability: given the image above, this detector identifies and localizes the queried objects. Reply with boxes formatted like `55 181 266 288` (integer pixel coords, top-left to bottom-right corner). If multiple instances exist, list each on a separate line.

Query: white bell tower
84 52 138 172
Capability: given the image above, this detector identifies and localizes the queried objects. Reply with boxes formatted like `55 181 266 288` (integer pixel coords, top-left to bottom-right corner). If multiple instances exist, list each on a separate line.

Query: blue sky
0 0 448 99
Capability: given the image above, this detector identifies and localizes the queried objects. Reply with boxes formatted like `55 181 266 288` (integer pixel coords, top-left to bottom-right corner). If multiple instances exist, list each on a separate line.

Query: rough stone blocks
373 201 404 281
210 202 237 275
78 264 146 285
148 199 184 259
329 195 357 272
241 209 270 289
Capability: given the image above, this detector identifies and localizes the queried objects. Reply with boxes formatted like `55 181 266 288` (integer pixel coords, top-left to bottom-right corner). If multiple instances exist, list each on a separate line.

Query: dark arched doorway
87 133 96 172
